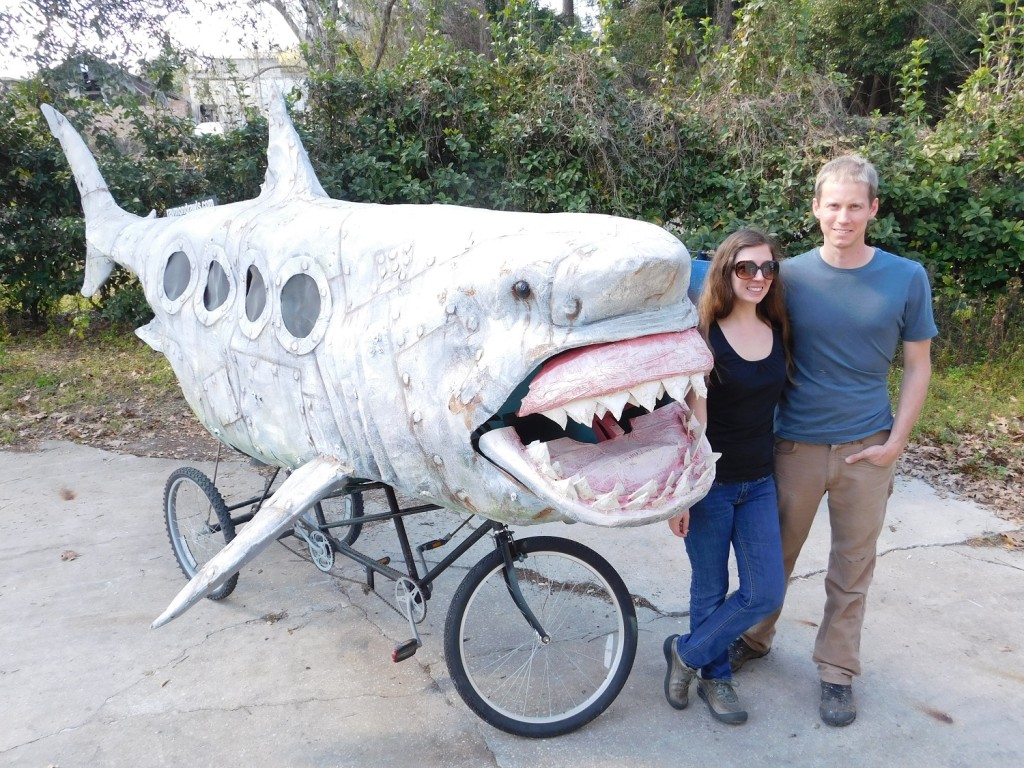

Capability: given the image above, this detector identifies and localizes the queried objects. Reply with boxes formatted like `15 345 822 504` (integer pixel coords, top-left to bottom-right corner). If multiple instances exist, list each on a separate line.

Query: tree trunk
371 0 398 72
562 0 574 23
715 0 733 36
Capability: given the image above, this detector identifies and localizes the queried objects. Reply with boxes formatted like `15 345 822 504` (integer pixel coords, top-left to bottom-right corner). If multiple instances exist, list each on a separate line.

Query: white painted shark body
42 97 717 627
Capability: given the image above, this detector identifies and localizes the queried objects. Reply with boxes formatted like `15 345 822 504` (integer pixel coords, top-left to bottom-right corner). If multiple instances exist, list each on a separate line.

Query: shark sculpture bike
42 95 717 737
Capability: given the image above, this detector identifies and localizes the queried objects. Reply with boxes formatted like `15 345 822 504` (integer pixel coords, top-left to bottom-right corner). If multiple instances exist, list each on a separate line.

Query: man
728 155 937 727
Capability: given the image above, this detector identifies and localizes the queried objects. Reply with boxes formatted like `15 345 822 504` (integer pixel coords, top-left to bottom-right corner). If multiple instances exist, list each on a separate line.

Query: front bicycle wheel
163 467 238 601
443 536 637 738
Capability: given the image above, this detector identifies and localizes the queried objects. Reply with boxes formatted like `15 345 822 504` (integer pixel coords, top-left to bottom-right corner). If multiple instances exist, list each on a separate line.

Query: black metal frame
216 470 548 640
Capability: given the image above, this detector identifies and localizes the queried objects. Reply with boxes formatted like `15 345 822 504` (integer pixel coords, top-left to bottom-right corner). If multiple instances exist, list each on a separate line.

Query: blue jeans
675 475 785 680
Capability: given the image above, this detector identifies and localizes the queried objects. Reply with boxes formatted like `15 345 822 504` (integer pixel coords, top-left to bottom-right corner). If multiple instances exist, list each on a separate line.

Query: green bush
0 82 85 325
1 0 1021 333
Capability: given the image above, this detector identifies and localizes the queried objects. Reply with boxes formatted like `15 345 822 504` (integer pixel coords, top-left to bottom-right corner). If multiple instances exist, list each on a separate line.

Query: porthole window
204 260 230 310
239 251 272 340
193 245 234 326
245 265 266 321
164 251 191 301
273 255 332 354
281 273 320 339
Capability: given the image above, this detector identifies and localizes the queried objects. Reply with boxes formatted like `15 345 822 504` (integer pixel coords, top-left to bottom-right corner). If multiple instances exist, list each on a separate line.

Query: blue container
688 256 711 304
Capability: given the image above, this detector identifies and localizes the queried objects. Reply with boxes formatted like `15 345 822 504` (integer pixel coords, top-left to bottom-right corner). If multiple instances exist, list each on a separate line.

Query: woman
663 227 791 725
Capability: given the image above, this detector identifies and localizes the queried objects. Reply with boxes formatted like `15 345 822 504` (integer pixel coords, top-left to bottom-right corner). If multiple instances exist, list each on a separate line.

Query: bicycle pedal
392 639 419 662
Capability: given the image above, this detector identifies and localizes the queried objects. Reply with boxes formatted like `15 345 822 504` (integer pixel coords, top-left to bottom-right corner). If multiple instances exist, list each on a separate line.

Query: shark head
326 205 717 526
42 95 717 625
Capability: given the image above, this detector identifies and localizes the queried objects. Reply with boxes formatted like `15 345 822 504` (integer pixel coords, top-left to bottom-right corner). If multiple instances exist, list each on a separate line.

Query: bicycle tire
311 491 364 546
163 467 238 601
443 536 637 738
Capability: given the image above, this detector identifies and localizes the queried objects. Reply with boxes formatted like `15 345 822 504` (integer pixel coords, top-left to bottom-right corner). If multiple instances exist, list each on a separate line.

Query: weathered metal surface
42 96 716 625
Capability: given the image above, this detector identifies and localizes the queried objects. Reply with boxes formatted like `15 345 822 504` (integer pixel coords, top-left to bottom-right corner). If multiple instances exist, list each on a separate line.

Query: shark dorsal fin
259 92 329 201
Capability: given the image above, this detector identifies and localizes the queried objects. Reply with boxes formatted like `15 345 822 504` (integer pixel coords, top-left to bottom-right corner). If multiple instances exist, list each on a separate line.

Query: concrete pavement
1 441 1022 767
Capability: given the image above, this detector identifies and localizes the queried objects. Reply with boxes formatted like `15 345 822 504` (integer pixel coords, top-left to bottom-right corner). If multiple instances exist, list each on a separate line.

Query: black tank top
704 322 786 483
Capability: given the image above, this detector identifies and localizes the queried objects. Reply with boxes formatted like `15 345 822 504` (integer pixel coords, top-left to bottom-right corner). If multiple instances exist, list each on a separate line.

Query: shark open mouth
475 330 718 525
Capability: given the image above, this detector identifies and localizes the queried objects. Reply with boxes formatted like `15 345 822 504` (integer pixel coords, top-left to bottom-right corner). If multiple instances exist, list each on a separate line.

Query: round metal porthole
159 246 197 314
239 250 272 340
281 273 320 338
245 265 266 321
194 245 236 326
274 255 332 355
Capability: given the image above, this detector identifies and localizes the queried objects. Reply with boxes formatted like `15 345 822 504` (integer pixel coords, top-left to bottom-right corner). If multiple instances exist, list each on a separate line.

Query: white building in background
184 49 307 132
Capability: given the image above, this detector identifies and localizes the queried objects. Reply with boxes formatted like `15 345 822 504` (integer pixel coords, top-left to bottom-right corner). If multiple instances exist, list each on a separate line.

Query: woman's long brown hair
697 227 793 378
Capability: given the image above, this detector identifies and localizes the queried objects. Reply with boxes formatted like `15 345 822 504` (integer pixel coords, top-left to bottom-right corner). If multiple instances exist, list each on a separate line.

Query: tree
245 1 497 70
807 0 988 114
0 0 189 75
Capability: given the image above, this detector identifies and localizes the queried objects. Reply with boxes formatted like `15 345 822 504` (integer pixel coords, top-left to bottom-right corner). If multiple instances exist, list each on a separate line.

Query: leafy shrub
0 82 86 326
1 0 1021 333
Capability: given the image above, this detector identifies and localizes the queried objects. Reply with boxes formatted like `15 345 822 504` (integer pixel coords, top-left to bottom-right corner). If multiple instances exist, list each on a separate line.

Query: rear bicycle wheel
443 536 637 738
163 467 238 600
311 491 364 546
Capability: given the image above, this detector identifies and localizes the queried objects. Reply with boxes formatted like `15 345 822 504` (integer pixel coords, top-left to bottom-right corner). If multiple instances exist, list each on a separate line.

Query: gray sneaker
663 635 697 710
697 677 748 724
819 681 856 726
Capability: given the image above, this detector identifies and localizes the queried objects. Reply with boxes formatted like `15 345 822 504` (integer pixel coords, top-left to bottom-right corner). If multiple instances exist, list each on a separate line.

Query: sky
0 1 595 80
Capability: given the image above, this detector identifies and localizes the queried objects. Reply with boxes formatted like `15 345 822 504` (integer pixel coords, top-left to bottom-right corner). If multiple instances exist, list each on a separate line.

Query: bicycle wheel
163 467 238 601
312 491 364 546
444 536 637 738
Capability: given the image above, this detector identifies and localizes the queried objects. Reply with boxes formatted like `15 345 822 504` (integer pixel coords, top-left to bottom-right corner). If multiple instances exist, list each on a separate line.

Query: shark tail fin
40 104 139 297
258 90 329 201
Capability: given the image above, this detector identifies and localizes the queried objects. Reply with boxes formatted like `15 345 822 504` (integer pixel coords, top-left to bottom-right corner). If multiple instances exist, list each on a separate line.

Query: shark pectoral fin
135 319 165 353
82 243 115 297
151 455 353 629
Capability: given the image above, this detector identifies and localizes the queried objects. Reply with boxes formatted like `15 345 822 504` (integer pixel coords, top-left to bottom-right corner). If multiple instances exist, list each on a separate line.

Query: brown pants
741 431 895 684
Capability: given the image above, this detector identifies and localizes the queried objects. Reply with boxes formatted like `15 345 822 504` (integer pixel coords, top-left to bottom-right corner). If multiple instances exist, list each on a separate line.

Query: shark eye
512 280 532 300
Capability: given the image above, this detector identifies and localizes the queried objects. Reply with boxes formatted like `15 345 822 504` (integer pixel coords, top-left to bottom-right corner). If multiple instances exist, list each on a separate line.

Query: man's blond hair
815 154 878 201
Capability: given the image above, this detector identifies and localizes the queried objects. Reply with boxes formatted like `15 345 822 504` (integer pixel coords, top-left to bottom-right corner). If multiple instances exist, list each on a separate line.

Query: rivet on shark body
562 297 581 321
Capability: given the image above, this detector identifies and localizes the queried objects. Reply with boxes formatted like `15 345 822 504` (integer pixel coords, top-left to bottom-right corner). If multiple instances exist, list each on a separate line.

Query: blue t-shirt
776 248 938 444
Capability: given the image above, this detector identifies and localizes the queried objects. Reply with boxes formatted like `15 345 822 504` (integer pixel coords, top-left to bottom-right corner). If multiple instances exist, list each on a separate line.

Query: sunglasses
733 260 780 279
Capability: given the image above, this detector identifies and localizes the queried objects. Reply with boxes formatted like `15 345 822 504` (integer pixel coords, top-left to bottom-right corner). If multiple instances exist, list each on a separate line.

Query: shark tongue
478 402 719 524
543 406 687 496
517 330 712 416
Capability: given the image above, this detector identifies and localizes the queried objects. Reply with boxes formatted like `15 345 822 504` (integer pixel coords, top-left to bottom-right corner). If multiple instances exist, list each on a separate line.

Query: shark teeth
515 416 718 513
537 374 698 430
572 475 596 500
